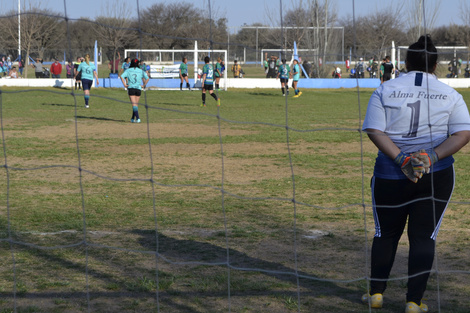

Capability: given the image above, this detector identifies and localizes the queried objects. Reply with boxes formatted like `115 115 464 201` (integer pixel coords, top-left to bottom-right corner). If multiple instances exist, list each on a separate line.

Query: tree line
0 0 468 77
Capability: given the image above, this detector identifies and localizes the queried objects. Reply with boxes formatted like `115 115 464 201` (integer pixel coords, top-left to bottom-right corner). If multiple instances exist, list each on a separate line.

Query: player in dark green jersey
201 56 220 107
179 57 191 91
277 58 290 96
215 57 222 90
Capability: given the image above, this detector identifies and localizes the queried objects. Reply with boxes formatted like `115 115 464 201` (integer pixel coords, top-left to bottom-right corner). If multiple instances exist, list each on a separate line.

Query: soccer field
1 87 470 312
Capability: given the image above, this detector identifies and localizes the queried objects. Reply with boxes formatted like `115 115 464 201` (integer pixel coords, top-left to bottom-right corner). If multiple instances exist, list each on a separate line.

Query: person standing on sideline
32 58 44 78
231 60 241 78
74 57 83 90
179 57 190 91
201 56 220 107
66 60 73 78
381 55 394 83
266 54 278 78
50 58 62 78
18 57 24 76
215 57 222 90
291 59 302 98
75 54 99 108
362 35 470 313
108 51 121 75
276 58 290 96
120 58 149 123
345 57 350 73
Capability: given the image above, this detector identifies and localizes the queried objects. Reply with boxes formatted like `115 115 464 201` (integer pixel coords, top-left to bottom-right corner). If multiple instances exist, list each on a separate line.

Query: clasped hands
394 150 439 183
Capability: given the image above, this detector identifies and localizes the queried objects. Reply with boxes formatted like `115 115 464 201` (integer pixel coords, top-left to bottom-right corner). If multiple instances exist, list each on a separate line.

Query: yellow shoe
217 98 221 107
201 103 206 107
298 91 302 96
293 94 299 98
361 293 383 309
405 301 428 313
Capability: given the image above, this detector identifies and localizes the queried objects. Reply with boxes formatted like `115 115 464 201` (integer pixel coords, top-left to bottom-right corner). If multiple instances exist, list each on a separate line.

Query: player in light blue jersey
75 54 99 108
201 56 219 107
291 59 302 98
362 35 470 313
120 58 149 123
276 58 290 96
120 57 130 77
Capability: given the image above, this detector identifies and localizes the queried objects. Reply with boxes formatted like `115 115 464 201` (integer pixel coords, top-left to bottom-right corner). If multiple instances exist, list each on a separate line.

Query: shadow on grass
76 115 124 122
0 224 396 312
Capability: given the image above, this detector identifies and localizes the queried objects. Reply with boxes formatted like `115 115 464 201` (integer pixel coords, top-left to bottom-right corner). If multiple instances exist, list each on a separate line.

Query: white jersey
363 71 470 179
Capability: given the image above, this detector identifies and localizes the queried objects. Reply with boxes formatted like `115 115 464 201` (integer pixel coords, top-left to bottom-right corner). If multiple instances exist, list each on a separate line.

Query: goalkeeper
362 35 470 313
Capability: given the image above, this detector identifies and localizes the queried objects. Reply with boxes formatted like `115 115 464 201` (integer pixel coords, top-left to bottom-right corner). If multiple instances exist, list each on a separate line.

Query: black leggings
370 166 454 303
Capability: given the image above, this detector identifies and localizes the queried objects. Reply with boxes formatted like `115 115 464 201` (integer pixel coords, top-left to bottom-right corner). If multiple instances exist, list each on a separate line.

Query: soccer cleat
130 119 135 123
85 105 89 108
201 103 206 107
136 119 141 123
361 293 383 309
217 99 221 107
298 91 302 96
282 93 285 96
405 301 428 313
293 94 300 98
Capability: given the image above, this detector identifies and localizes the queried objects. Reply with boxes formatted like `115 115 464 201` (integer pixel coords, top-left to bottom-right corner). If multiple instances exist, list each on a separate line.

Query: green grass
0 87 470 312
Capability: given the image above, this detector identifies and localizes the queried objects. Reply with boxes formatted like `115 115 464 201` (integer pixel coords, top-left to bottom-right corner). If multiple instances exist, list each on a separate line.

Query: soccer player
276 58 290 96
381 55 394 82
75 54 99 108
362 35 470 313
291 59 302 98
120 58 149 123
74 57 82 90
119 57 130 77
215 57 222 90
201 56 220 107
179 57 190 91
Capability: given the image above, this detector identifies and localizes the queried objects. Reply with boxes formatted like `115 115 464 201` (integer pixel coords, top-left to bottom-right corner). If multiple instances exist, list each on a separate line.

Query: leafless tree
92 1 135 72
341 3 406 60
0 3 64 77
406 0 441 42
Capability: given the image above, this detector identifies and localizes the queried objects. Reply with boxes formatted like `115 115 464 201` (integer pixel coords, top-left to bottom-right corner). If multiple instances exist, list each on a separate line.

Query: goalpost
125 42 228 90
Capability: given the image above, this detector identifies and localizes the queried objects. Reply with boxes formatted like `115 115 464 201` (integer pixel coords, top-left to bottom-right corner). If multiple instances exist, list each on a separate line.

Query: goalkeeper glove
411 149 439 174
394 151 422 183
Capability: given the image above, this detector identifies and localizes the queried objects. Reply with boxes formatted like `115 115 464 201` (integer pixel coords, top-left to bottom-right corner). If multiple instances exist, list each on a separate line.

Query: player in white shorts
362 35 470 313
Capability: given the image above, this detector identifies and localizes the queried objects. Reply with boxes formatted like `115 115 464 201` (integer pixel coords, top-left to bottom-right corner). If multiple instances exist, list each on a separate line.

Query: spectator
50 58 63 78
302 60 312 78
345 57 350 73
66 60 73 78
108 51 121 75
355 57 365 78
266 54 278 78
18 57 24 76
9 66 19 78
231 60 242 78
31 58 44 78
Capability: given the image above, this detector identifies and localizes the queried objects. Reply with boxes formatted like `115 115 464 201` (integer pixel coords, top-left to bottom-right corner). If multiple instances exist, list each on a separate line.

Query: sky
1 0 462 30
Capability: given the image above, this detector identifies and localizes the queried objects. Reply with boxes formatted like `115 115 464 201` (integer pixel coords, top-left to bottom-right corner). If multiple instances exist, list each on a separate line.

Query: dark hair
204 56 210 63
406 35 438 73
182 57 187 62
281 58 286 64
130 58 140 68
